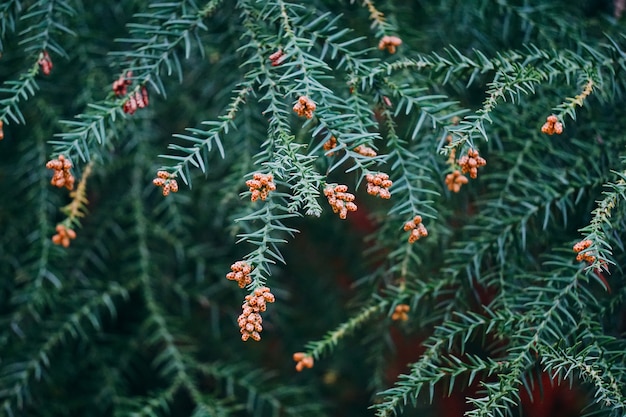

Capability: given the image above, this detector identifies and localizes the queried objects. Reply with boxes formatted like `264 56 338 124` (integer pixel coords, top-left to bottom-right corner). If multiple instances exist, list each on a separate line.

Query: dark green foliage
1 1 626 417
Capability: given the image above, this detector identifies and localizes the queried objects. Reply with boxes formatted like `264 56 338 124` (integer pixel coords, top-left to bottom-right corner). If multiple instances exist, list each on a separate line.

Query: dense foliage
1 1 626 416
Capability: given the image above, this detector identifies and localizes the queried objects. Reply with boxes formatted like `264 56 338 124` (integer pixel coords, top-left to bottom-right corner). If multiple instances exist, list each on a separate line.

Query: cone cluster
391 304 410 321
152 171 179 196
293 352 314 372
445 170 469 192
246 173 276 201
458 149 486 179
123 87 149 115
573 239 596 263
52 224 77 248
366 172 392 199
354 145 377 157
113 71 133 97
541 114 563 135
226 261 253 288
46 155 75 190
38 51 53 75
404 215 428 243
0 119 4 140
323 136 337 155
324 184 357 219
378 35 402 54
238 287 275 342
293 96 316 119
269 49 285 66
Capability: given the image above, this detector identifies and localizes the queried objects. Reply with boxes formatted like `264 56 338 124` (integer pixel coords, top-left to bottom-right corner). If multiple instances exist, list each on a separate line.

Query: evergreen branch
492 139 534 205
465 364 527 417
386 83 465 139
48 101 123 163
60 161 93 224
241 0 381 177
49 0 220 164
310 42 382 173
541 344 626 415
304 300 387 360
238 3 329 214
235 197 299 288
486 0 580 47
18 0 75 56
130 158 213 412
258 0 333 98
380 98 446 219
158 83 251 187
315 99 383 175
0 283 130 417
0 120 59 352
552 76 595 122
387 146 434 219
464 265 598 417
267 137 324 217
131 164 184 381
0 0 23 52
447 63 542 150
378 258 600 417
197 362 326 417
577 168 626 272
190 398 237 417
363 44 623 143
367 41 626 115
511 267 587 348
121 381 181 417
0 0 75 125
443 159 607 290
368 47 563 84
466 307 567 417
111 0 223 91
0 64 39 125
359 0 396 38
372 311 511 417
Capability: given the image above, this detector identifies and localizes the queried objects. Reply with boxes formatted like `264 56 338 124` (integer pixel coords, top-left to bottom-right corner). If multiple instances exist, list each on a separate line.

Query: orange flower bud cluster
52 224 77 248
269 49 285 66
378 35 402 54
0 119 4 140
391 304 410 321
123 87 149 115
366 172 392 199
293 96 316 119
38 51 53 75
46 155 75 190
541 114 563 135
324 184 357 219
458 149 486 179
293 352 314 372
445 170 469 192
573 239 596 263
238 287 275 342
323 136 337 155
152 171 179 196
226 261 253 288
112 71 133 97
245 172 276 201
354 145 377 157
404 215 428 243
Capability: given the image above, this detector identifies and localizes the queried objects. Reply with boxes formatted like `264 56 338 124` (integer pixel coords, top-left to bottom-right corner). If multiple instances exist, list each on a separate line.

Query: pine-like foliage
1 1 626 416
